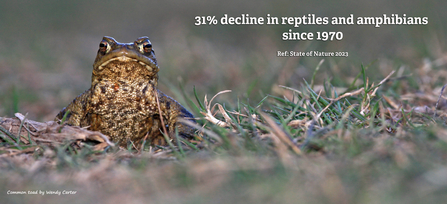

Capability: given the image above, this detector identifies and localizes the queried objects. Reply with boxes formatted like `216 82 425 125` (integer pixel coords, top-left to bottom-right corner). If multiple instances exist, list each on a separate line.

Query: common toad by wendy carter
56 36 196 147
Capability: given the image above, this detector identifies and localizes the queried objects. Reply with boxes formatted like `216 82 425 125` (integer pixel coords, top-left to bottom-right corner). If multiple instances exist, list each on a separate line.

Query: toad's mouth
93 47 159 73
97 56 155 72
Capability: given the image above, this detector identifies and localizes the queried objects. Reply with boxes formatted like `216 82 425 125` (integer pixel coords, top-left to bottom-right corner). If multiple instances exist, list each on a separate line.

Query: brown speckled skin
56 36 195 147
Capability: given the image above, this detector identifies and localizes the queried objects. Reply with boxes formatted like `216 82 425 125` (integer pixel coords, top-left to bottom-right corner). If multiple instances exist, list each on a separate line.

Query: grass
1 59 447 204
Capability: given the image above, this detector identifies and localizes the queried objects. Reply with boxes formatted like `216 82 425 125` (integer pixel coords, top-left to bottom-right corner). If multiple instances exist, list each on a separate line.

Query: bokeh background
0 0 446 121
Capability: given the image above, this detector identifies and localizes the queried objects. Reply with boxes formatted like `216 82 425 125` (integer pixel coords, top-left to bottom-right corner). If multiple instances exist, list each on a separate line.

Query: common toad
56 36 196 147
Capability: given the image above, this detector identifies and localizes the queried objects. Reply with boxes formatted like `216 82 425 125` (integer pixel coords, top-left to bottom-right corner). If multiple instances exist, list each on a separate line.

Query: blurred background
0 0 446 120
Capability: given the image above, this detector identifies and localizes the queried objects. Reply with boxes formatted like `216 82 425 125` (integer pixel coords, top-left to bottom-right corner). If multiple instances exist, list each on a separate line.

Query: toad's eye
136 38 152 54
143 42 152 53
99 40 110 54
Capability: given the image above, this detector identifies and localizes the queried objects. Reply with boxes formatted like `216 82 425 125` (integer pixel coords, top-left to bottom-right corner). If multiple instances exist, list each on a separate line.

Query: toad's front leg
55 89 92 126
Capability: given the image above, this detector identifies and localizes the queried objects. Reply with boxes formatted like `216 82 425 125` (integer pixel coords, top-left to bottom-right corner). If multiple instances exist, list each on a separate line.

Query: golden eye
136 38 152 54
143 42 152 53
99 40 110 54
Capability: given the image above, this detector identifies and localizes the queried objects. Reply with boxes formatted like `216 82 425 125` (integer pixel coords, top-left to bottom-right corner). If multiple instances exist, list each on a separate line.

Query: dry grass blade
261 113 302 155
371 70 395 96
287 117 308 128
279 85 303 95
201 90 232 127
154 91 169 138
14 113 48 134
435 84 447 117
179 118 223 144
217 104 233 125
383 95 400 110
0 146 36 157
317 87 364 119
311 59 325 89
